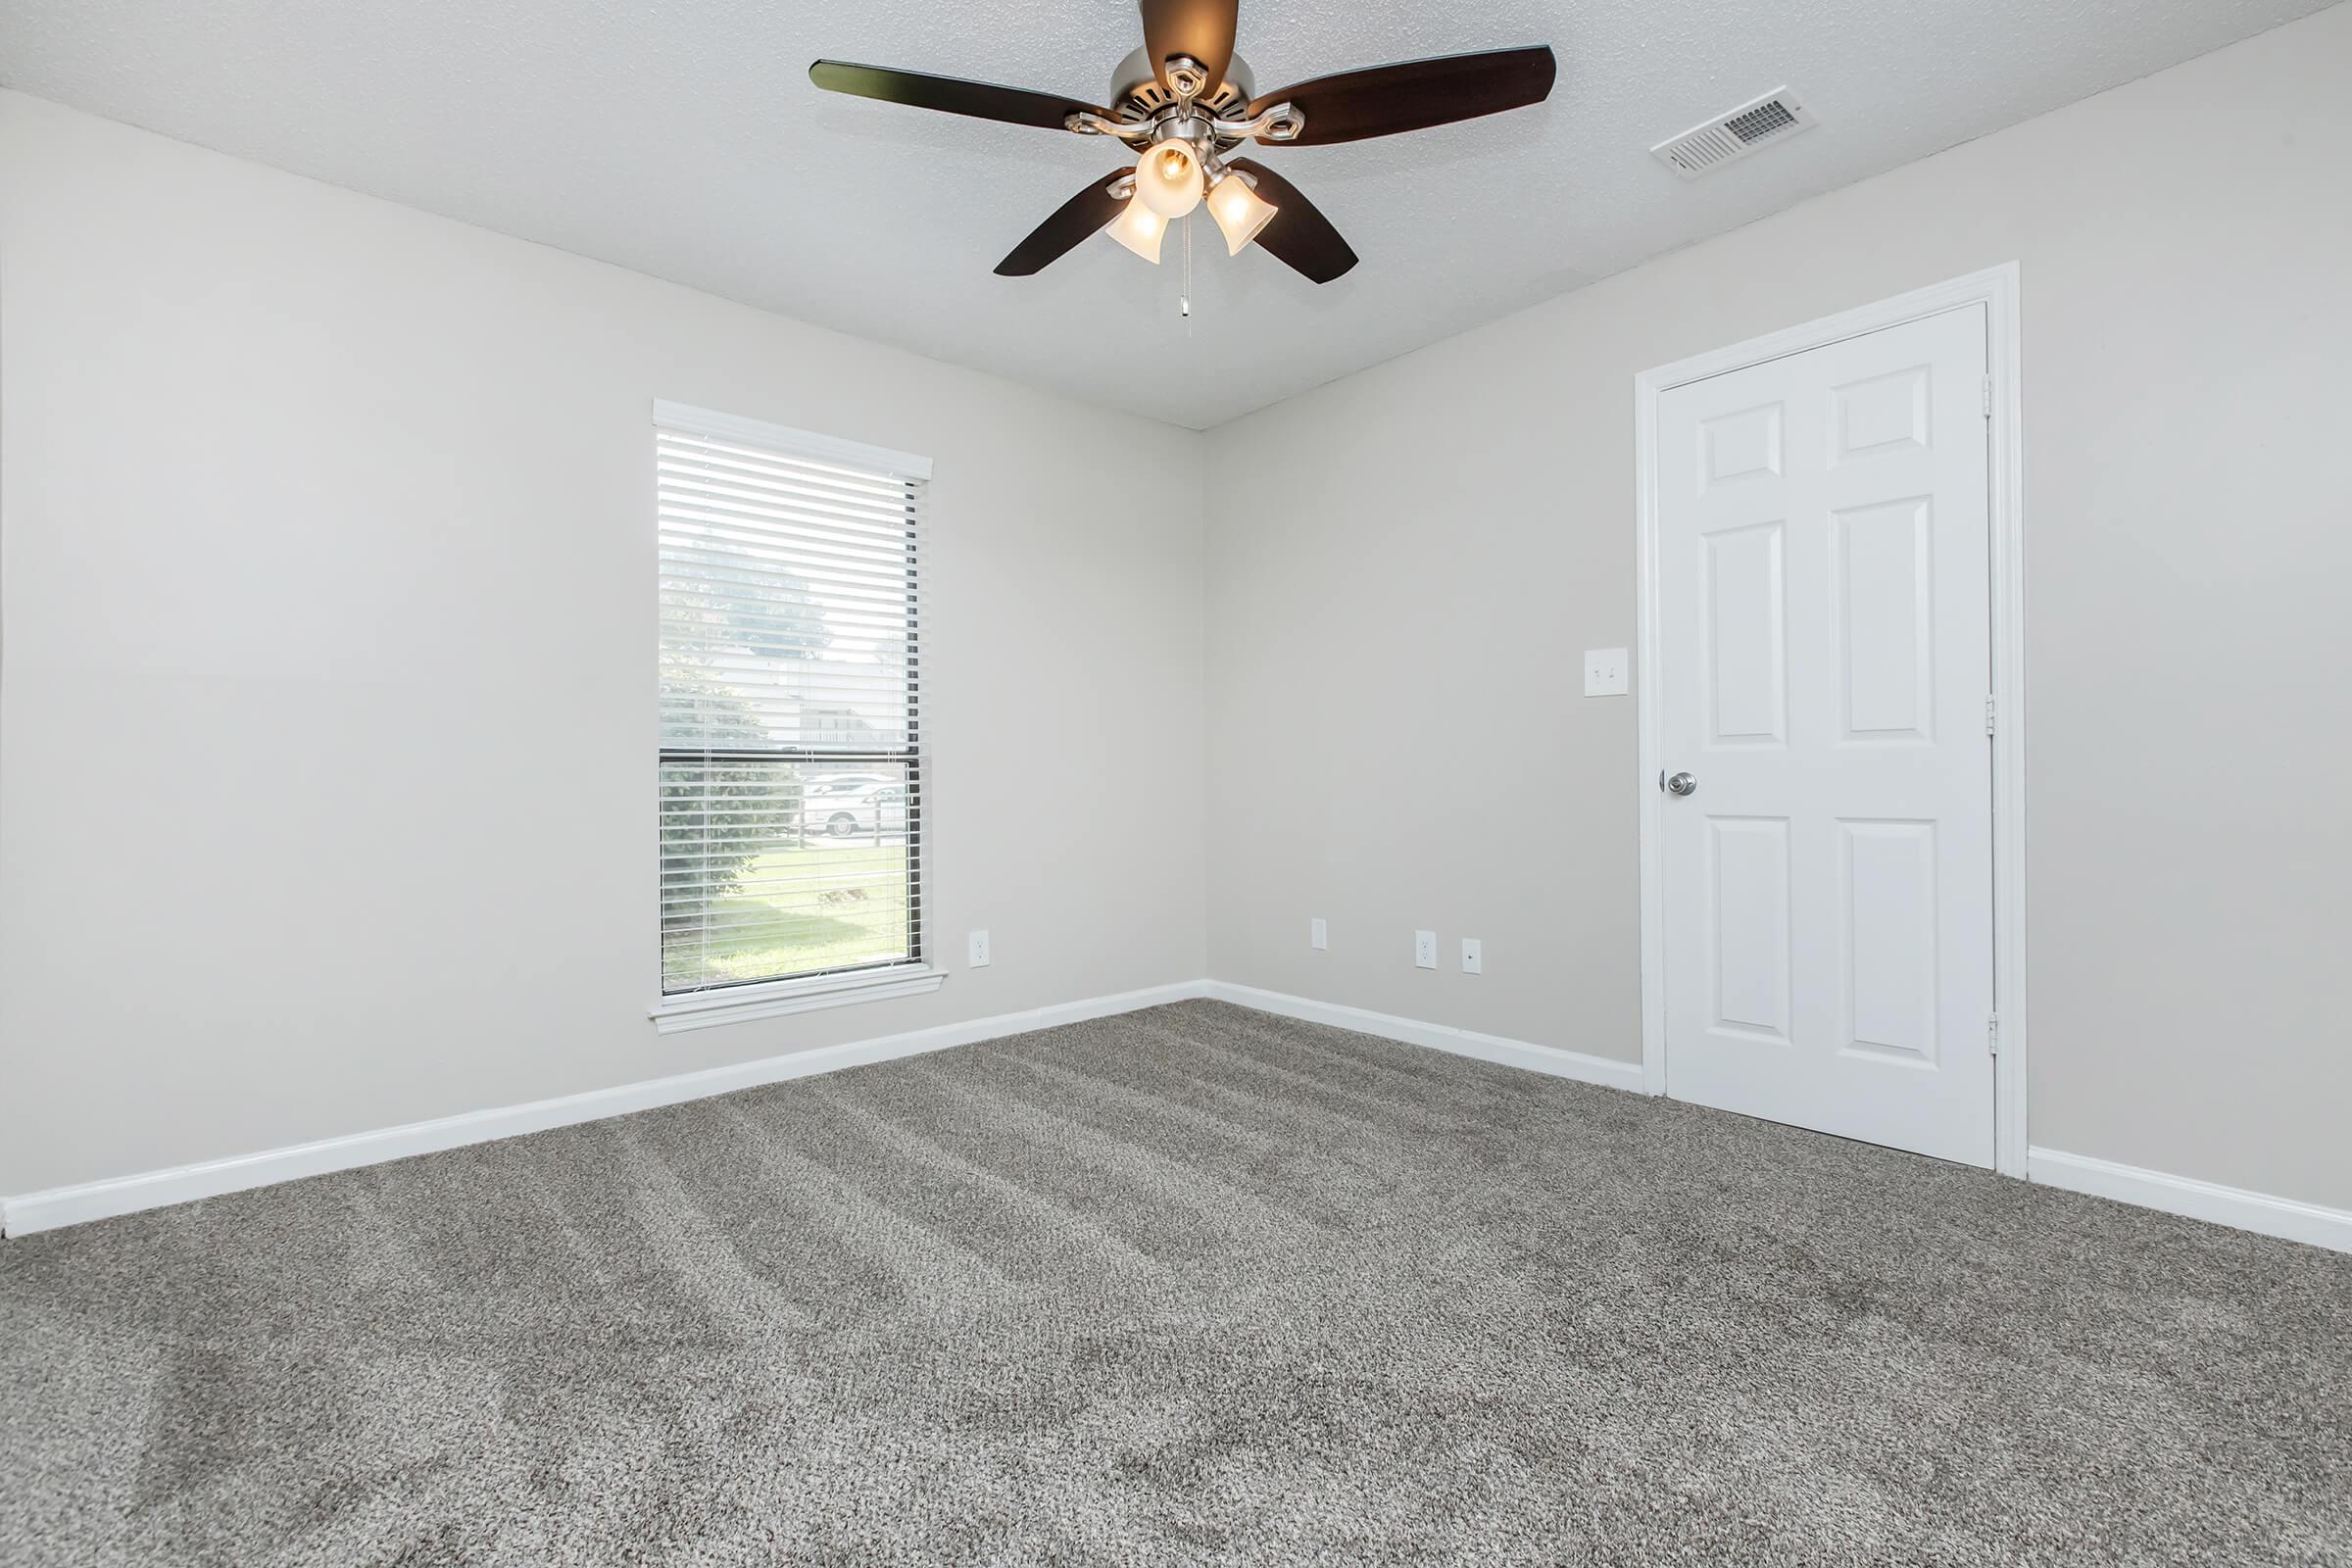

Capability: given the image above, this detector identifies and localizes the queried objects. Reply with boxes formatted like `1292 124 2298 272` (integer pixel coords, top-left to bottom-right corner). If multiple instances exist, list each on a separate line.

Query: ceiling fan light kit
1106 193 1168 264
1134 135 1206 219
809 1 1556 289
1205 167 1279 255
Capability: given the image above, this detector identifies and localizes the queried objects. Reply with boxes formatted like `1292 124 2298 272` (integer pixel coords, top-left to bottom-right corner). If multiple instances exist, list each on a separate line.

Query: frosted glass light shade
1135 140 1204 219
1207 173 1279 255
1106 192 1165 264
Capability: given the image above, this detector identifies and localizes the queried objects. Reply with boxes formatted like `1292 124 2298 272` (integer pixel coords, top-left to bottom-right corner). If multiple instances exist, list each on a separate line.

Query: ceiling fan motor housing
1108 46 1254 124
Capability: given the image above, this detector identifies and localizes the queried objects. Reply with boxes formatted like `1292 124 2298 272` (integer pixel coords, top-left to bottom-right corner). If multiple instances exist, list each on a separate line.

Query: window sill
650 964 946 1035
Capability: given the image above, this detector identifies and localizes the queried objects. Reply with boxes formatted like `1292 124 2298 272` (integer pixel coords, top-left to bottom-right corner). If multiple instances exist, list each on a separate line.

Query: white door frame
1633 264 2029 1178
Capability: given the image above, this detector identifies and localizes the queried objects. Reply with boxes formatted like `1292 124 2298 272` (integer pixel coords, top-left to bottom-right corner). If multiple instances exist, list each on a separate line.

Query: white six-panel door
1656 305 1995 1166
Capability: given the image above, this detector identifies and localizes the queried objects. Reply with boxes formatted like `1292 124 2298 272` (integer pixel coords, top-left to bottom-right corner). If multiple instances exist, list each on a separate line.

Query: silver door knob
1665 771 1698 797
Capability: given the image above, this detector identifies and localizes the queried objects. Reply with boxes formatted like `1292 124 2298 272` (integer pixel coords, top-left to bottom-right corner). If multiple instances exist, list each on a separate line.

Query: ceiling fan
810 1 1556 284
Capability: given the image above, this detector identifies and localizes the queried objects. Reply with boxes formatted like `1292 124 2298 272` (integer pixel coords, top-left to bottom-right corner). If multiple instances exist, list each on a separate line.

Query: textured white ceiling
1 0 2332 427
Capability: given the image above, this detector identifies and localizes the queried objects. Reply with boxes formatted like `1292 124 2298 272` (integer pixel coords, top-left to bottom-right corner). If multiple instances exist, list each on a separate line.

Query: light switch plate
1310 917 1328 951
1461 938 1483 975
1414 930 1438 969
1583 648 1630 697
967 929 991 968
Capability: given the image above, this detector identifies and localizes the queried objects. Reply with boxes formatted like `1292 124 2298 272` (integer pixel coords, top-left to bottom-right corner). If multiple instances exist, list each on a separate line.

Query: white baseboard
16 979 2340 1259
0 980 1209 1239
1205 985 2350 1254
1202 981 1647 1095
2028 1147 2352 1254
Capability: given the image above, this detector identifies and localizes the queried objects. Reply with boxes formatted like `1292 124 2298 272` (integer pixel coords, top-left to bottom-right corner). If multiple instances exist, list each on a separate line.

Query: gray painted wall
0 93 1208 1197
1204 6 2352 1210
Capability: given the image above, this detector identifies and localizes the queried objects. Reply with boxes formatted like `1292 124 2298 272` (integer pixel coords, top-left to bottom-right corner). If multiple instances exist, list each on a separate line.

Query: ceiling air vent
1651 89 1816 178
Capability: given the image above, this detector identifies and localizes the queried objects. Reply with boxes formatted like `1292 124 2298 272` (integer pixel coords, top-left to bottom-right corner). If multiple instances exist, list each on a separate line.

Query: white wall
0 91 1206 1198
1205 5 2352 1211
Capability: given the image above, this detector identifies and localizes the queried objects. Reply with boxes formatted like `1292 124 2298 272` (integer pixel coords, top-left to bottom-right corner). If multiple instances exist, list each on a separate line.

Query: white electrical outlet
967 929 991 968
1583 648 1630 697
1310 917 1328 951
1414 930 1438 969
1461 938 1483 975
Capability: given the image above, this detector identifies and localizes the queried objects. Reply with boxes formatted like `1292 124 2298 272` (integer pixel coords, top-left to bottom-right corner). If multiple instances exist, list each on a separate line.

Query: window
652 402 939 1030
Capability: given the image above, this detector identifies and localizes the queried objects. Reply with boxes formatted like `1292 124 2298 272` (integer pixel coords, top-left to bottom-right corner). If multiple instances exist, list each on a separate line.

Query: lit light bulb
1106 191 1165 264
1135 139 1204 219
1206 172 1280 256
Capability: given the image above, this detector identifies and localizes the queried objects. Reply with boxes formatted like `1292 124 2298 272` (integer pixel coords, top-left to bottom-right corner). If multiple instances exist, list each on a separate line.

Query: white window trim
651 399 933 482
651 963 947 1035
649 397 937 1034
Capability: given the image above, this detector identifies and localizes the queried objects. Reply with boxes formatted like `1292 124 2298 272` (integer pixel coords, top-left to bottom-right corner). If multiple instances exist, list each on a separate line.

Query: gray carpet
3 1001 2347 1566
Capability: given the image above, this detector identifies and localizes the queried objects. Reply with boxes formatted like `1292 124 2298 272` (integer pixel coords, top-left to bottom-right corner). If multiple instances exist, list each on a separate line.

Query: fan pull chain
1181 210 1192 327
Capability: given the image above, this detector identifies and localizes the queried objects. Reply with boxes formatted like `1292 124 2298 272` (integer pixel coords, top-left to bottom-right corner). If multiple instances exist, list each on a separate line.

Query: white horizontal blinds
657 406 925 997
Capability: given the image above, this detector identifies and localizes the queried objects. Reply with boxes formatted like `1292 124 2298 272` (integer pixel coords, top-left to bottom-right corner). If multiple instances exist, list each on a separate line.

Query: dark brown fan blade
1249 46 1556 145
809 61 1109 130
995 171 1134 275
1139 0 1239 94
1226 159 1357 284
